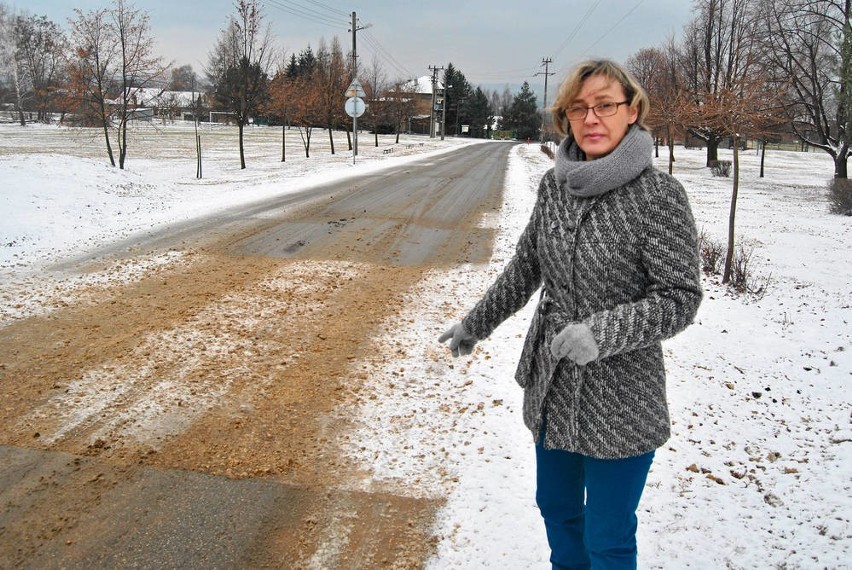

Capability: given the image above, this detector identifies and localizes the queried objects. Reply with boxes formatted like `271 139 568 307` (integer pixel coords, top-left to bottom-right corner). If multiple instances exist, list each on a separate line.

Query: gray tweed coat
461 165 702 459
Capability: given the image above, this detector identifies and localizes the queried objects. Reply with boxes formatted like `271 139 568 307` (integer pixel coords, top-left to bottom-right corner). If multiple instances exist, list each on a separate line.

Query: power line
361 31 414 79
263 2 415 82
552 0 603 60
267 0 347 24
298 0 350 18
582 0 646 56
466 65 542 80
263 0 348 28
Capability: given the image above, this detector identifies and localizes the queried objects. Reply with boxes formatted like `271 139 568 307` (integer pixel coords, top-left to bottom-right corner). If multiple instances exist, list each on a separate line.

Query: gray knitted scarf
554 125 654 197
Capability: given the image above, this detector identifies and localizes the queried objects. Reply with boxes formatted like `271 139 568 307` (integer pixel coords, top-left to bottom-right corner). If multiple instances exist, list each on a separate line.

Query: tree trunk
374 130 378 147
100 102 116 167
835 152 849 179
298 126 311 158
12 63 25 127
196 133 202 179
238 122 246 169
759 140 766 178
118 69 128 169
667 124 675 175
722 137 740 284
328 126 335 155
706 134 720 166
281 123 286 162
119 117 128 170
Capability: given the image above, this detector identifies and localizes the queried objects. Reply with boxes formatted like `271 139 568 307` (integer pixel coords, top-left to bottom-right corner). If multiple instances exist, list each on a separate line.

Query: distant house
395 75 444 135
112 88 210 123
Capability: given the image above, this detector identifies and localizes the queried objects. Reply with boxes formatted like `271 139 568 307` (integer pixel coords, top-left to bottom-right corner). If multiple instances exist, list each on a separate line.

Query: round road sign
345 96 366 118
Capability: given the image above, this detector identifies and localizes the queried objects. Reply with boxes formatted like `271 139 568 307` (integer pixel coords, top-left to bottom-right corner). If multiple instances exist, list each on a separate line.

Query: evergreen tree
443 63 472 135
506 81 539 140
296 46 316 77
463 86 491 138
284 53 298 78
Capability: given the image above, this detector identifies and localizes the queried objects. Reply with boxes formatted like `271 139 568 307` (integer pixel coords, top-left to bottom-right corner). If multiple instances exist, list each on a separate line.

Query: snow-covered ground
1 123 850 568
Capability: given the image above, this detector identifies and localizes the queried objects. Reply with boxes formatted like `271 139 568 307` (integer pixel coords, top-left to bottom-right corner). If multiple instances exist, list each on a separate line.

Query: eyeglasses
565 101 629 121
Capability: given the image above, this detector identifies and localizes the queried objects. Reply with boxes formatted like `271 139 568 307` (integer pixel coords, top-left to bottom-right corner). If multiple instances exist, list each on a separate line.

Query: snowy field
1 123 850 568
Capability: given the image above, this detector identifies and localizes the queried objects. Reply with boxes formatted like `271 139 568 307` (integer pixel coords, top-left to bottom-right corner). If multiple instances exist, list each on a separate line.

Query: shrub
709 160 732 177
729 243 770 298
698 229 770 298
828 178 852 216
698 229 724 274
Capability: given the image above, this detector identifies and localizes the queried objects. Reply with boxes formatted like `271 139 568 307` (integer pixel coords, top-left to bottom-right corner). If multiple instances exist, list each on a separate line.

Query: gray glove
438 323 478 357
550 323 599 365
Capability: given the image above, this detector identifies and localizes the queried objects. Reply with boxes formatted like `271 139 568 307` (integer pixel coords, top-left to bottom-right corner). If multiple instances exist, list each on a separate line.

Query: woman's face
567 74 638 160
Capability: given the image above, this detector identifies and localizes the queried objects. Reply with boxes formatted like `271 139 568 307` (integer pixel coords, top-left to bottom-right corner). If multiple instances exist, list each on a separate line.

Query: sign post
345 79 367 164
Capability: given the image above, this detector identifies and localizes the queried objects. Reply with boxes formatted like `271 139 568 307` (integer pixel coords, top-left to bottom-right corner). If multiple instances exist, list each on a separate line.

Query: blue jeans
535 442 654 570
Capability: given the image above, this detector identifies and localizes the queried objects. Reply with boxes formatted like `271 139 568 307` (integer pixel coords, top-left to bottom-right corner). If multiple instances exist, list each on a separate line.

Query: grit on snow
1 123 850 568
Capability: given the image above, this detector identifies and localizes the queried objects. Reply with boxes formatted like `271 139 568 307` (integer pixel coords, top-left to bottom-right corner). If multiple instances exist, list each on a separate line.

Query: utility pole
536 57 554 142
440 80 447 141
428 65 443 138
349 12 371 155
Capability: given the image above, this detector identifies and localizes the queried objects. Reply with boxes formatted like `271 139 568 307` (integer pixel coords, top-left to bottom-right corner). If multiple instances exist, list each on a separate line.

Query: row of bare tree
204 2 538 169
0 0 167 169
624 0 851 180
206 10 420 169
622 0 850 283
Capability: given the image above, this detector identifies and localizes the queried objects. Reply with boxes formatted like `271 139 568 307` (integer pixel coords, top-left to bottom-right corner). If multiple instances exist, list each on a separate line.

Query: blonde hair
551 59 649 138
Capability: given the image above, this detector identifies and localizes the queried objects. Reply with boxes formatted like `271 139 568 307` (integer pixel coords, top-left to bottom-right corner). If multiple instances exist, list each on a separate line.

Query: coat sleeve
585 174 703 358
461 174 547 340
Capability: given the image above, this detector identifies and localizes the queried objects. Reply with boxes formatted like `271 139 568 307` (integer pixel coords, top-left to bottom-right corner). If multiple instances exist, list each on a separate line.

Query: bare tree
272 65 321 159
626 47 667 156
0 7 38 126
660 38 692 173
629 38 697 174
207 0 273 169
168 64 196 91
384 78 417 142
705 74 782 283
13 14 68 123
264 59 290 162
0 4 22 124
314 37 349 155
272 46 323 158
111 0 166 169
362 55 387 147
68 0 165 169
678 0 757 166
688 3 782 283
68 6 119 165
760 0 852 178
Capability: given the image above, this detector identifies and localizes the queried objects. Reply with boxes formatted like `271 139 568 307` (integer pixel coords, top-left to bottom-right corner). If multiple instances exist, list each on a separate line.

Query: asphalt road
57 141 513 271
0 141 515 569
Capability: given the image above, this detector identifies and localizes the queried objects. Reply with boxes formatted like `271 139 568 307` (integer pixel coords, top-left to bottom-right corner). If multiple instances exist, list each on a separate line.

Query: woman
438 59 703 569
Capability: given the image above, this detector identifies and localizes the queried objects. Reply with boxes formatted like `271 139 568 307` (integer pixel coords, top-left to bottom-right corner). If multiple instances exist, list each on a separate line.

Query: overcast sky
22 0 694 93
